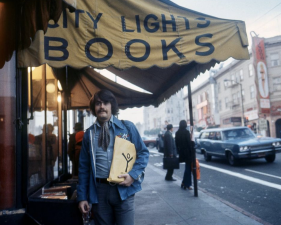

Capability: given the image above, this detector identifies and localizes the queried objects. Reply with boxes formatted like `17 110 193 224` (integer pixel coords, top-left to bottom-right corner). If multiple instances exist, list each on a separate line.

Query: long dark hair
89 89 119 116
179 120 187 130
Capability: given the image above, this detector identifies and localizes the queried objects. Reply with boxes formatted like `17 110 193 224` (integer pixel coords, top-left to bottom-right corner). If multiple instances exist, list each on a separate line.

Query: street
148 147 281 225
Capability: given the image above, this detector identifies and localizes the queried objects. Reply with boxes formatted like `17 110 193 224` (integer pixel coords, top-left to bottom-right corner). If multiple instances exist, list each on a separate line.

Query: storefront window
46 65 59 181
28 66 46 191
27 65 61 192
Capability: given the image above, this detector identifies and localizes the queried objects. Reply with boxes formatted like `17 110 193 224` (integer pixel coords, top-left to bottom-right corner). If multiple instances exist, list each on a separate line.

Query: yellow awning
18 0 249 70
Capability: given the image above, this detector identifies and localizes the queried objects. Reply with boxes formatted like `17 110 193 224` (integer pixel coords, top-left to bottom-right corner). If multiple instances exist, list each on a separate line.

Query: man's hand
78 200 90 214
118 174 134 186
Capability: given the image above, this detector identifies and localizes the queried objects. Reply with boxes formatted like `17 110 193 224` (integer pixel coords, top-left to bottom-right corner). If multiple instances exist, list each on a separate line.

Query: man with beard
77 89 149 225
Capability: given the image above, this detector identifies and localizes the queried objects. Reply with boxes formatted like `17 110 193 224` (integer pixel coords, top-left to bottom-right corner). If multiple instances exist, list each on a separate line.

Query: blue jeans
92 183 135 225
182 162 192 187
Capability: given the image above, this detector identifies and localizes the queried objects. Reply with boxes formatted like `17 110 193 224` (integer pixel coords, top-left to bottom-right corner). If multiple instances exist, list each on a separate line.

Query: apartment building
184 35 281 137
143 89 185 131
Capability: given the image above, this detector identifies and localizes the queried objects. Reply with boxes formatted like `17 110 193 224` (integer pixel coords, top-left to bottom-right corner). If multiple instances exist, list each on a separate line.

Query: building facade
184 36 281 137
143 89 185 132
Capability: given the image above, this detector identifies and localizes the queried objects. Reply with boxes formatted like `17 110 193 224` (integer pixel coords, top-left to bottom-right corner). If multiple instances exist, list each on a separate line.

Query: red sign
252 37 270 113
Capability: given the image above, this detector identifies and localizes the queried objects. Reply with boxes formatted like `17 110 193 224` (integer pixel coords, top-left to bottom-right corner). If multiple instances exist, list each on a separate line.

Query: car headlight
272 142 281 146
239 146 249 152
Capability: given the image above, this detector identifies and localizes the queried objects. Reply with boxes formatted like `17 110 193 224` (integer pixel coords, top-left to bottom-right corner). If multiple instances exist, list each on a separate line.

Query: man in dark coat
164 124 177 181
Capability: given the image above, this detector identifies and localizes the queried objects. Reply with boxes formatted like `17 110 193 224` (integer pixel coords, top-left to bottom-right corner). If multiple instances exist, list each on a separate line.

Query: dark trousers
92 183 135 225
182 162 192 187
165 168 174 180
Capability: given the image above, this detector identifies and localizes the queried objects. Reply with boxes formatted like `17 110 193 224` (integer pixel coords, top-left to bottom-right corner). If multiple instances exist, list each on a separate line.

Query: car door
200 132 211 152
211 131 224 156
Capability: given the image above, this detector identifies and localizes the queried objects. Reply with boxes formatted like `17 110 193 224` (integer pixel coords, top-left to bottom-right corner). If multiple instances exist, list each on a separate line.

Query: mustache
98 109 107 113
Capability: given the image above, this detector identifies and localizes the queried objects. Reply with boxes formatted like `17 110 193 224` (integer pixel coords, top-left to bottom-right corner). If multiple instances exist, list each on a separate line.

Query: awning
107 60 219 105
17 0 249 108
0 0 76 68
53 67 155 109
18 0 249 69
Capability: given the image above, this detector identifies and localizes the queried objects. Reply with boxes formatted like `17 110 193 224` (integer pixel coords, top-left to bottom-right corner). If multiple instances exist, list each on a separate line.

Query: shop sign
18 0 249 70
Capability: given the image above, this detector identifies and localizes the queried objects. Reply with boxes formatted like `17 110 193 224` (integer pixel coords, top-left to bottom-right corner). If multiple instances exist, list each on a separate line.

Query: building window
192 98 196 105
270 53 280 67
202 91 209 101
217 82 221 93
273 77 281 91
235 71 239 83
225 97 229 108
240 69 244 81
219 100 222 111
250 85 255 99
231 74 235 84
248 64 254 77
197 95 201 104
232 93 237 101
224 81 227 89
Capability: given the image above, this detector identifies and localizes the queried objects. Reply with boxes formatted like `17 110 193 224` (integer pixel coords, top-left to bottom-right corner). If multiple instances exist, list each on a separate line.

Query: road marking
200 163 281 190
245 169 281 180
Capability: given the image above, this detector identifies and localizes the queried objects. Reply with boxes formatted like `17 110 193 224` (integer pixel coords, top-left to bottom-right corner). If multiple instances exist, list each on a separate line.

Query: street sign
259 118 267 131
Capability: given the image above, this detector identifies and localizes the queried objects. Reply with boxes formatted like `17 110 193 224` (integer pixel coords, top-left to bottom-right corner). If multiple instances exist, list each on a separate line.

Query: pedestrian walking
77 89 149 225
175 120 193 190
164 124 177 181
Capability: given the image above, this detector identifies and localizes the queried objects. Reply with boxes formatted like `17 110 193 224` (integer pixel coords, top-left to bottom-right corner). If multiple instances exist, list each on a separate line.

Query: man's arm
123 121 149 183
77 130 91 202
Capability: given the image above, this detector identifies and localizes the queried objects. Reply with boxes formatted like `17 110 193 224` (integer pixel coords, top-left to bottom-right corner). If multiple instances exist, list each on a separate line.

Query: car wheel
227 152 237 166
204 151 212 161
148 143 155 148
265 154 275 163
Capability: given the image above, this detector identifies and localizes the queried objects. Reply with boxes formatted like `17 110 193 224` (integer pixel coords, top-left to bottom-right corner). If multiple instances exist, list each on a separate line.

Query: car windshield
222 128 256 140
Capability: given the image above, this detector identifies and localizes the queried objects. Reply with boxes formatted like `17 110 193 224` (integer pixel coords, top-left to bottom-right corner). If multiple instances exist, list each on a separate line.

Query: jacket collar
112 116 124 129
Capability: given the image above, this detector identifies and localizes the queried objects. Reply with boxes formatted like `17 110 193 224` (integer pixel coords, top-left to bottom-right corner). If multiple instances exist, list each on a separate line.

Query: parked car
142 136 157 148
196 127 281 166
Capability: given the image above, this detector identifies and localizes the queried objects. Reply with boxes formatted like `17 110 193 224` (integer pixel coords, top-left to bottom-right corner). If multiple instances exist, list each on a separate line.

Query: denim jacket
77 116 149 203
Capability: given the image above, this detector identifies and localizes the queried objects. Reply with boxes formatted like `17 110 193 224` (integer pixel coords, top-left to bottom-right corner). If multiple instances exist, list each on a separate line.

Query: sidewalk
135 164 264 225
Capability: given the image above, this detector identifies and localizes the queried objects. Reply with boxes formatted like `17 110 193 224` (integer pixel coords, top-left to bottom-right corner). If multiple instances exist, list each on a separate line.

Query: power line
256 12 281 30
249 2 281 25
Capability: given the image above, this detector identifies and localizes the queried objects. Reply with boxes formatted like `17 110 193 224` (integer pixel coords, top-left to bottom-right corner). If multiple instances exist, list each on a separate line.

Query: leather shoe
165 178 177 181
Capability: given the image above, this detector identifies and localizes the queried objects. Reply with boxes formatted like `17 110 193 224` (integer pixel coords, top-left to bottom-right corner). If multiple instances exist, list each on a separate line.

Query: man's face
94 98 112 123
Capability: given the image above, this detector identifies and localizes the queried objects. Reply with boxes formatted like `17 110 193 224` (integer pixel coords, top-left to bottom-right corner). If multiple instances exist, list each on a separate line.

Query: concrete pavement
134 163 265 225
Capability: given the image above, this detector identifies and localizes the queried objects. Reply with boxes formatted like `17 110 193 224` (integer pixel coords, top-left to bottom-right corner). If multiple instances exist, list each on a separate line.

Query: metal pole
240 83 245 126
188 82 198 197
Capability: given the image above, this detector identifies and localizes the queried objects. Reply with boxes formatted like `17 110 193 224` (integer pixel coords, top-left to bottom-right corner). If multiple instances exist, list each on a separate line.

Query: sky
111 0 281 124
